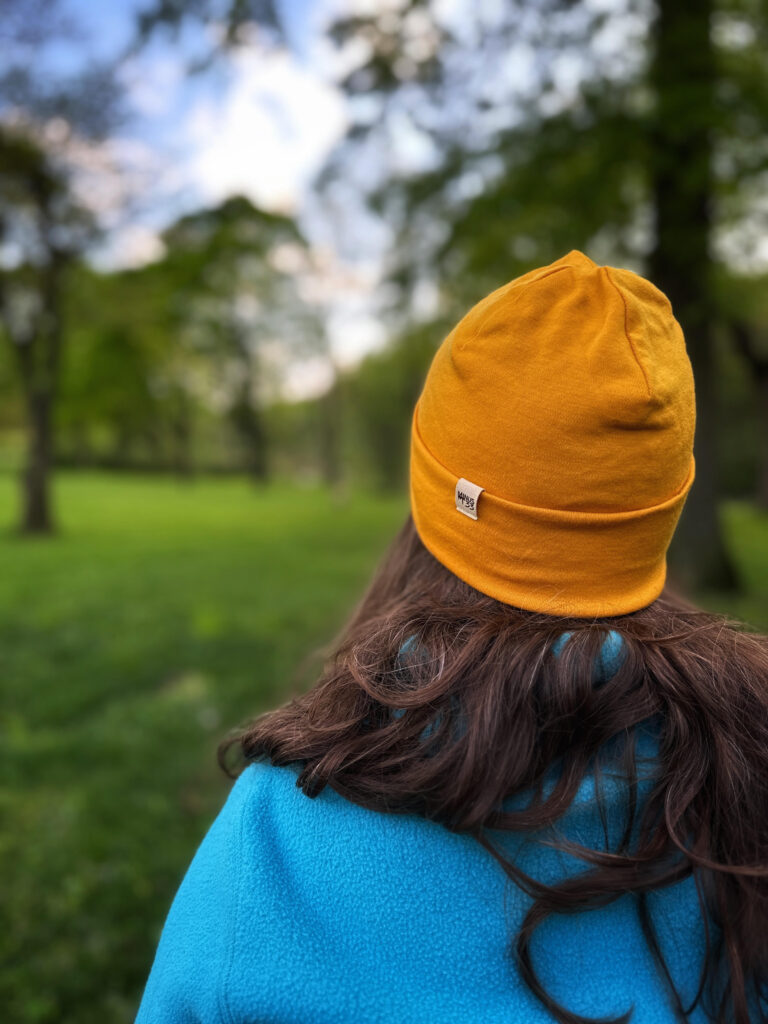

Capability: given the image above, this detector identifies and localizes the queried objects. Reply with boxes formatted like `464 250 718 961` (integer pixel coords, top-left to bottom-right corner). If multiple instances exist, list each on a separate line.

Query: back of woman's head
222 251 768 1024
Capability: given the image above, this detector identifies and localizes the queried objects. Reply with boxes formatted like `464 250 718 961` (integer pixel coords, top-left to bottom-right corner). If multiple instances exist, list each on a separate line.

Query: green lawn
0 472 408 1024
0 473 764 1024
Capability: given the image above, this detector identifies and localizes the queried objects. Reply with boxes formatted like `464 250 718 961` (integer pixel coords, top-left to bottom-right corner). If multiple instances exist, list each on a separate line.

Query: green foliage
343 321 442 490
51 197 323 475
0 472 408 1024
433 97 650 310
56 263 185 468
264 393 333 482
714 324 762 495
135 0 285 56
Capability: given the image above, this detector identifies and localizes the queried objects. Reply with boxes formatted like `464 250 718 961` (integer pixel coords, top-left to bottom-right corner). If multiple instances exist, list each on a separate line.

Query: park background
2 1 768 1021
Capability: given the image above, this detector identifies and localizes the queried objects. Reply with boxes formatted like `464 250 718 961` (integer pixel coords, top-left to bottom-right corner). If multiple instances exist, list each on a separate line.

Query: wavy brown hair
220 514 768 1024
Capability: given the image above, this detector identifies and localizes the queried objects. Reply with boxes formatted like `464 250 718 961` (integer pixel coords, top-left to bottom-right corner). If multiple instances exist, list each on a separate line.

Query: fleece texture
409 248 697 617
135 632 714 1024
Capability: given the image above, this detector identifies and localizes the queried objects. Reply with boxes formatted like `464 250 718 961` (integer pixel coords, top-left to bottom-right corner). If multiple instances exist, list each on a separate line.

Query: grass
0 472 408 1024
0 472 764 1023
703 500 768 628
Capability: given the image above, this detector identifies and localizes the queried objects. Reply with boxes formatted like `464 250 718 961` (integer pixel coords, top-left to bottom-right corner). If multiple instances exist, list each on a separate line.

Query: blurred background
1 0 767 1020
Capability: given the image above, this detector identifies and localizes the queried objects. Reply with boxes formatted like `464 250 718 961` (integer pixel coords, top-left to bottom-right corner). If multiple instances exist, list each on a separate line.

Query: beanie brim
409 402 696 618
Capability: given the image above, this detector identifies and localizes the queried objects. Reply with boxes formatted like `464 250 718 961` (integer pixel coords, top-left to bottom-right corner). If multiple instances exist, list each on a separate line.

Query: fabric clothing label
455 477 484 520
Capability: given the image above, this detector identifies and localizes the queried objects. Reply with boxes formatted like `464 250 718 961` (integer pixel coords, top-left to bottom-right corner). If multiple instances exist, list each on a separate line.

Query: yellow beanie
409 249 696 617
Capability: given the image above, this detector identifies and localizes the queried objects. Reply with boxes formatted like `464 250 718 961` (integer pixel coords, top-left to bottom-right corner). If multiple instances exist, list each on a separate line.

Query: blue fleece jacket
135 632 716 1024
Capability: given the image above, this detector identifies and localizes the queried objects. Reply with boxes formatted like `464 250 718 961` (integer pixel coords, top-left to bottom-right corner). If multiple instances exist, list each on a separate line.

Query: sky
60 0 347 251
19 0 753 400
15 0 672 399
28 0 393 397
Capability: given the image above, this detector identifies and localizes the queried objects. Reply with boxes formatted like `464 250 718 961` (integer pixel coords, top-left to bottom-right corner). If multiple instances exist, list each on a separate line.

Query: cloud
181 47 348 213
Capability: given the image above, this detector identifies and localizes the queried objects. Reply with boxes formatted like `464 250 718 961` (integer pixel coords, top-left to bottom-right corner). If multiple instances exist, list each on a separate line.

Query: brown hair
220 514 768 1024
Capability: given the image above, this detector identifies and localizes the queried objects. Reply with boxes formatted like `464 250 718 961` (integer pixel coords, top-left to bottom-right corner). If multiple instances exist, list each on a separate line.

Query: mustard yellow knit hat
409 249 696 617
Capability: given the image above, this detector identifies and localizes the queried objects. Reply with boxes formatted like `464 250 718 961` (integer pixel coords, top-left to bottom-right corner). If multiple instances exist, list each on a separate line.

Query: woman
135 250 768 1023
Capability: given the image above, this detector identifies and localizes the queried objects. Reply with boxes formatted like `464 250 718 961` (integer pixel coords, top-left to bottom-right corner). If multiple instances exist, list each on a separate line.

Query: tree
156 196 325 481
346 321 442 491
0 0 123 532
645 0 737 589
71 0 768 570
316 0 762 592
134 0 284 55
0 129 93 532
731 320 768 508
714 265 768 509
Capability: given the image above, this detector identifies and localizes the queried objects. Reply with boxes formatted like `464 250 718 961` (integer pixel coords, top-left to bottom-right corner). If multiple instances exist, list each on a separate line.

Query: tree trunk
230 385 268 482
647 0 739 593
171 397 194 479
756 369 768 510
318 367 343 493
71 419 92 467
229 333 268 483
13 263 63 536
731 321 768 511
21 389 54 534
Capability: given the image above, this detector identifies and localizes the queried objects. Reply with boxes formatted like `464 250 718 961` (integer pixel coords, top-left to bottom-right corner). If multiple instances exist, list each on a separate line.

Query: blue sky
63 0 319 62
42 0 348 263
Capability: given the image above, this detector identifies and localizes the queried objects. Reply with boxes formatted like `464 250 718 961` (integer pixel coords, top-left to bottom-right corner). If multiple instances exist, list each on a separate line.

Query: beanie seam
456 265 571 355
603 266 653 400
413 401 695 520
